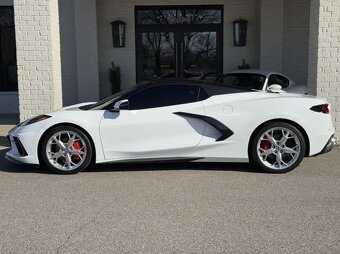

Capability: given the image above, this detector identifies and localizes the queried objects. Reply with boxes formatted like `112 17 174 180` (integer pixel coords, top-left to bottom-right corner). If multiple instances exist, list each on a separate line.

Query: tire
40 126 93 174
249 122 306 173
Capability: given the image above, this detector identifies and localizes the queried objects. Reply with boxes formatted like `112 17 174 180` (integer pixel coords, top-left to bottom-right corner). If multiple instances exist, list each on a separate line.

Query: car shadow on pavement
86 162 260 174
0 134 260 174
0 136 8 147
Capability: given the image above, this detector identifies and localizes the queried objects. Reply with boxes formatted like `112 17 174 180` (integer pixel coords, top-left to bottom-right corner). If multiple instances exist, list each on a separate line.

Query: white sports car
6 80 336 174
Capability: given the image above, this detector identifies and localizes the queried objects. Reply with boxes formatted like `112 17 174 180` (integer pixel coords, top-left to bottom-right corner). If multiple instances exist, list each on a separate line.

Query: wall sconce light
233 19 248 47
111 20 126 47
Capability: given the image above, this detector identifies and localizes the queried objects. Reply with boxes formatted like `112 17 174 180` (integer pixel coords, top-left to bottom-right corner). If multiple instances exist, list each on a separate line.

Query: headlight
22 115 51 126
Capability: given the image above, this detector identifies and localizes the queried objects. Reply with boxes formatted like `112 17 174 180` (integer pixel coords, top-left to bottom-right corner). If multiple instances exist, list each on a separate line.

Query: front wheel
250 122 306 173
40 126 93 174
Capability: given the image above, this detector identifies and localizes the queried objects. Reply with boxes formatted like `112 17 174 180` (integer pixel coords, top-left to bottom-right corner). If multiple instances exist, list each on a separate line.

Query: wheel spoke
70 149 85 155
283 146 299 156
52 136 66 149
279 130 291 145
260 148 275 159
66 133 76 148
265 131 277 146
65 154 72 169
51 151 63 160
276 152 283 169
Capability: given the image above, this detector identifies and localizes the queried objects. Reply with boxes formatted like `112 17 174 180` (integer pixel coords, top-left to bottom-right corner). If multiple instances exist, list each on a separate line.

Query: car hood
59 102 95 111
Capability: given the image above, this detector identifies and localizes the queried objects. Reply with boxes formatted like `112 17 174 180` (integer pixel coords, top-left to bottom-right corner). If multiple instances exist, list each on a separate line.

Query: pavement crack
55 204 107 254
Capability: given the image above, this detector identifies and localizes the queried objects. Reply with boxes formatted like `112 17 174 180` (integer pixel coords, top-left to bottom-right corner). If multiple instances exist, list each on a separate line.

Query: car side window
267 74 289 88
219 74 265 90
221 75 239 87
128 85 200 110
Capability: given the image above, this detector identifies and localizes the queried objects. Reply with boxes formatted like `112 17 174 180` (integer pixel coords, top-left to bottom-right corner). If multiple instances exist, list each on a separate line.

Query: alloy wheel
256 127 301 170
46 131 87 171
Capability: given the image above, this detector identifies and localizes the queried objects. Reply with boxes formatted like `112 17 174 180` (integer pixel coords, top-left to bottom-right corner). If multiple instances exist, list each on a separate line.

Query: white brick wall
309 0 340 138
14 0 63 121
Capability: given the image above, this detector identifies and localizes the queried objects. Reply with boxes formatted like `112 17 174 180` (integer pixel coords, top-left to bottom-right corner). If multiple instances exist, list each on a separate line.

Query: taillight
310 104 330 114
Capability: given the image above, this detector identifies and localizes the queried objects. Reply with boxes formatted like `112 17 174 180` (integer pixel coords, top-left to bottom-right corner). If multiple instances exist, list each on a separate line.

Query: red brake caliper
261 136 271 151
72 140 82 161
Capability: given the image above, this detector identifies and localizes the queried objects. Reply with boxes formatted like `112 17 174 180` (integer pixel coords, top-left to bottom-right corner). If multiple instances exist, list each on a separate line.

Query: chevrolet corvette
6 80 336 174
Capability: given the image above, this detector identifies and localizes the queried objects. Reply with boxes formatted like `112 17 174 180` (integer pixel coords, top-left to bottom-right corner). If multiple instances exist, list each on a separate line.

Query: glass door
0 6 18 91
141 32 176 80
182 31 217 80
135 5 223 82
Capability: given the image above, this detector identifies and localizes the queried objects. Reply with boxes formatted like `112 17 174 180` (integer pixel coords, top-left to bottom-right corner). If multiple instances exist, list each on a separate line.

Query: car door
99 84 206 160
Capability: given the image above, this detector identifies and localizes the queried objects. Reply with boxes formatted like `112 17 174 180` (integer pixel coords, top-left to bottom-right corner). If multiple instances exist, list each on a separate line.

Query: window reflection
137 8 222 25
184 32 217 79
142 32 175 80
0 7 18 92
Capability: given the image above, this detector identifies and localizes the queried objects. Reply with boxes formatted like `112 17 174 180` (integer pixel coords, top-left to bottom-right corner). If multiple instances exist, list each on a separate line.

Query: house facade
0 0 339 137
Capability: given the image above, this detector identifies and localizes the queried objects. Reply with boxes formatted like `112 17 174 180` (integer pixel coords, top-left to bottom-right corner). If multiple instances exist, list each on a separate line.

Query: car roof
146 78 253 93
149 78 206 86
226 69 283 76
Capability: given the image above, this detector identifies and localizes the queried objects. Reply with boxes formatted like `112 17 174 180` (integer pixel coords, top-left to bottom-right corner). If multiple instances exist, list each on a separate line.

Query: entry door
135 5 223 82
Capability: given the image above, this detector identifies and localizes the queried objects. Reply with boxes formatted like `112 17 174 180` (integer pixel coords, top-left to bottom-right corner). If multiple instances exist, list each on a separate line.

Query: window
0 6 17 92
267 74 289 88
218 74 266 90
128 85 200 110
136 6 222 25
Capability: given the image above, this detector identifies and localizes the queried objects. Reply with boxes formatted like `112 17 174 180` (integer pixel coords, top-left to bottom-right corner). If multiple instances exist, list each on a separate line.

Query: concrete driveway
0 127 339 254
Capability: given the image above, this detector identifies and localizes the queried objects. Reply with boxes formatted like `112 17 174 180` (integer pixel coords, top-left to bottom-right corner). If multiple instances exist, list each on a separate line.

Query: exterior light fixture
233 19 248 47
111 20 126 47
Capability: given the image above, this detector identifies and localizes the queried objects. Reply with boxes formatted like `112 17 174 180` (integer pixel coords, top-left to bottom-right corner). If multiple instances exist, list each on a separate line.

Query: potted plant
238 59 250 70
109 62 121 94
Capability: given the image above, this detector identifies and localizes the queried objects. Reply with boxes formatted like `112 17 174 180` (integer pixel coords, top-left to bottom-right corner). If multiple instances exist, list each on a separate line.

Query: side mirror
111 99 129 112
267 84 283 93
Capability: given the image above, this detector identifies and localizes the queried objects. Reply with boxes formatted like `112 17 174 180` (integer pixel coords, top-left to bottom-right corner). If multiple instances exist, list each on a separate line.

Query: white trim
0 0 13 6
0 91 18 95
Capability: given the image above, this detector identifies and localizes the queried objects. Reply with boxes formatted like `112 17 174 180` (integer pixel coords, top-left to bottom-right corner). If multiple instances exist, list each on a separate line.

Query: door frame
135 5 224 83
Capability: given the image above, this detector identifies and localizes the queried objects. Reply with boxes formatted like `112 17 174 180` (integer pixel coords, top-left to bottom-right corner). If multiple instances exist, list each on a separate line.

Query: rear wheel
41 126 92 174
250 122 306 173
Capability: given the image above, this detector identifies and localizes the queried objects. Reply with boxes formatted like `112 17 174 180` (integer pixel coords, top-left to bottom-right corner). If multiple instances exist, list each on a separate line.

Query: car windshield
80 83 148 110
217 73 266 90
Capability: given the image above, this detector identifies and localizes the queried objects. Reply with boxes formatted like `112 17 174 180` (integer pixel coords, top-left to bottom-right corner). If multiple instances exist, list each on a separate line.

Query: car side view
6 80 336 174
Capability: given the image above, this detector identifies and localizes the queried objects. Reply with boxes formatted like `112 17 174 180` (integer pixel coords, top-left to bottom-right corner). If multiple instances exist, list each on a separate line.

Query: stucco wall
58 0 78 106
74 0 100 103
282 0 310 85
58 0 99 105
260 0 284 71
96 0 261 98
